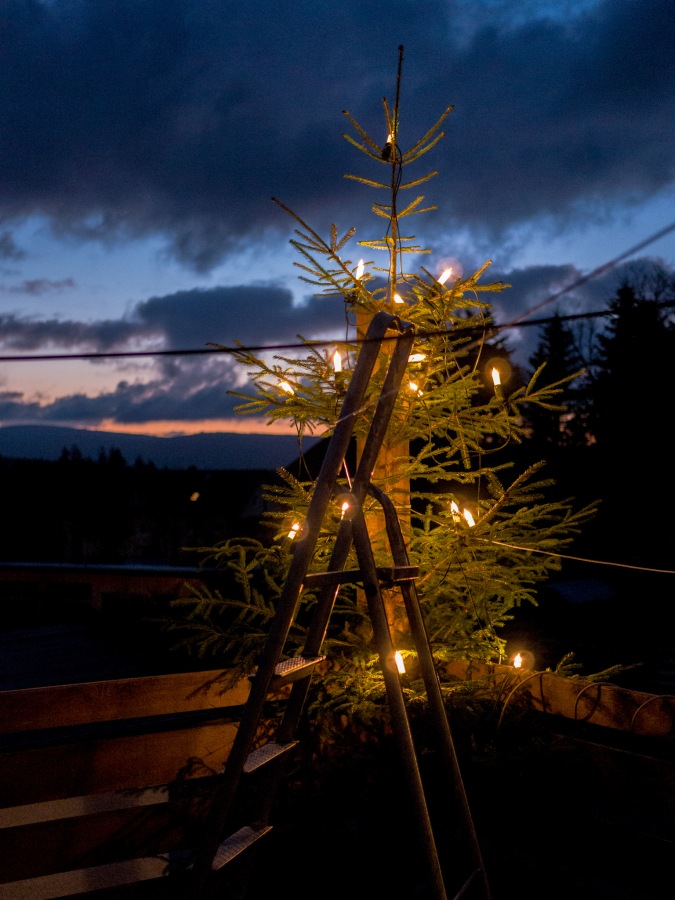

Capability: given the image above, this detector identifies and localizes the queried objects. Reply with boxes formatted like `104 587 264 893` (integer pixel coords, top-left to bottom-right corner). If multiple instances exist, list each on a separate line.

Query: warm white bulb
491 367 501 387
355 259 364 280
513 652 523 669
333 350 342 373
394 293 405 304
409 353 426 363
288 522 300 540
278 380 294 395
463 508 475 527
394 651 406 674
438 267 453 285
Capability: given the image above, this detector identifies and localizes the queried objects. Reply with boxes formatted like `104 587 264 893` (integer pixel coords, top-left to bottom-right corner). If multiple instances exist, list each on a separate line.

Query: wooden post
356 304 411 637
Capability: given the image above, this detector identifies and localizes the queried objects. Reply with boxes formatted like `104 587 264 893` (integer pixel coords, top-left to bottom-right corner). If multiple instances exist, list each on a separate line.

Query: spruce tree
170 49 597 734
587 280 675 453
578 272 675 568
526 312 587 448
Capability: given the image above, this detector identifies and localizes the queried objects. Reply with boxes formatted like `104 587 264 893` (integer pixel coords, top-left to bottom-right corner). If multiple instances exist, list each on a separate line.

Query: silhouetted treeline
517 263 675 582
0 449 277 565
2 264 673 582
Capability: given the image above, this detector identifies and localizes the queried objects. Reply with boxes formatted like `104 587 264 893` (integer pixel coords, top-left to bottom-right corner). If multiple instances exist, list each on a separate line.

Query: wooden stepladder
189 310 491 900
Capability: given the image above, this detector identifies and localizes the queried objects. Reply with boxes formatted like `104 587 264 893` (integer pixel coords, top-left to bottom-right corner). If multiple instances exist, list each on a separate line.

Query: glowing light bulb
491 366 504 401
333 350 342 373
438 267 453 285
382 133 394 160
341 500 350 519
450 501 461 522
409 353 426 363
394 293 405 304
394 651 406 674
463 508 475 527
355 259 364 280
509 649 534 670
288 522 301 540
278 380 295 395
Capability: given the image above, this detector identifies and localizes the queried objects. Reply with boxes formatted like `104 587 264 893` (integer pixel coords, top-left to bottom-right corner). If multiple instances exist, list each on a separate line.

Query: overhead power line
0 221 673 365
506 219 675 325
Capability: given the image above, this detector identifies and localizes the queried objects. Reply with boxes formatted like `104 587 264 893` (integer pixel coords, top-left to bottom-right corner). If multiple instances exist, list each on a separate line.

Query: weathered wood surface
0 669 249 897
1 718 239 806
0 668 247 733
0 663 672 898
444 660 675 737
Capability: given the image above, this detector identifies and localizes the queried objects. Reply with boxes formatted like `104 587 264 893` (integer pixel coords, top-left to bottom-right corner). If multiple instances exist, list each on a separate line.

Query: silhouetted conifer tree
525 312 587 448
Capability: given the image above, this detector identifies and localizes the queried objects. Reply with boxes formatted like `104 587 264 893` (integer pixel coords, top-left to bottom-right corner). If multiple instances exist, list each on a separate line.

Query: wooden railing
0 669 249 899
0 665 672 899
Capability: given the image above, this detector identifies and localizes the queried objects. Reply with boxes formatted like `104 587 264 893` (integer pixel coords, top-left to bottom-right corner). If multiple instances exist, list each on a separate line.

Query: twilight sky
0 0 673 437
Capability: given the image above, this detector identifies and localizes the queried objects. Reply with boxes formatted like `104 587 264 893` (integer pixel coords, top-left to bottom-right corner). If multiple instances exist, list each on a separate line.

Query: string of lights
0 221 672 365
1 226 674 582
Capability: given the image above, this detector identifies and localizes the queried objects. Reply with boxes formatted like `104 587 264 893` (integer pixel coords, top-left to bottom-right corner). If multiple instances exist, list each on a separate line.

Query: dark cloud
0 282 347 423
28 370 246 425
0 283 344 354
489 256 675 364
0 352 253 425
3 256 670 429
0 313 154 351
134 284 344 348
1 277 75 295
1 0 672 270
0 231 25 261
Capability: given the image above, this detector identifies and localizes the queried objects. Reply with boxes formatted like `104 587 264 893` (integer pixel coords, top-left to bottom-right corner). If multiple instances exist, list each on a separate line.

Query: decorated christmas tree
171 48 597 737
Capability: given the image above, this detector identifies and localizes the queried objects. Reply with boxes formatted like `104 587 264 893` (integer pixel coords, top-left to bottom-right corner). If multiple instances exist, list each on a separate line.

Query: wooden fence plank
0 857 173 900
0 670 248 734
443 661 675 737
0 799 197 883
1 720 238 806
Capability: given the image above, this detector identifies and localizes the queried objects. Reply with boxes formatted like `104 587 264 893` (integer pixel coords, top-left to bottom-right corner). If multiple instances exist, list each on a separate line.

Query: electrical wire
0 222 672 365
1 224 674 584
474 538 675 576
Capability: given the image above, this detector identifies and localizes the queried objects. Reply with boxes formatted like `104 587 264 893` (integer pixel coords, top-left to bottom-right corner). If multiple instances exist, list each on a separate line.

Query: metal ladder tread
303 564 419 588
268 654 326 690
211 825 273 871
243 740 299 774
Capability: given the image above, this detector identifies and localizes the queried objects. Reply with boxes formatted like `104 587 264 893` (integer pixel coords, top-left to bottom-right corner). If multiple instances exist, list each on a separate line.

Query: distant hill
0 424 321 471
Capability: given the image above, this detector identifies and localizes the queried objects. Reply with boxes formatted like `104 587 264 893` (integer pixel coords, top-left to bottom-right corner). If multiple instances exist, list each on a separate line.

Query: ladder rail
276 316 416 741
188 307 492 900
349 502 450 900
189 310 415 890
371 482 493 900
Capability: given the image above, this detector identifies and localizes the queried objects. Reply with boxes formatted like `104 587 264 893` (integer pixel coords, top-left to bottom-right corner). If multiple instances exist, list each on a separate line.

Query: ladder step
211 825 273 870
244 740 299 774
269 655 326 690
303 565 419 588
